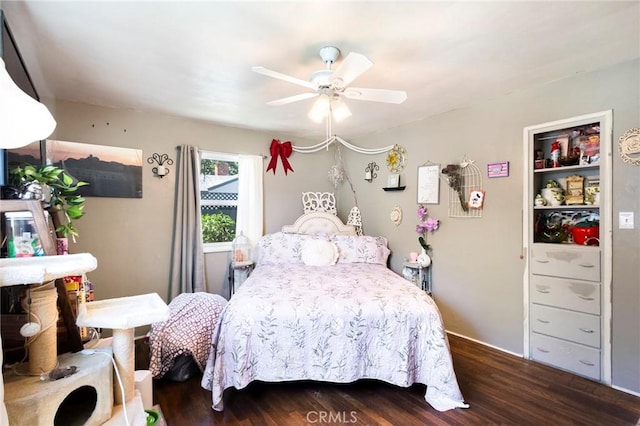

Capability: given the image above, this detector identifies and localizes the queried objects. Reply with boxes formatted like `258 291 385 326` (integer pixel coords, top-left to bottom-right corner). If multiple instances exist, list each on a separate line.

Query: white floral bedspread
201 263 468 412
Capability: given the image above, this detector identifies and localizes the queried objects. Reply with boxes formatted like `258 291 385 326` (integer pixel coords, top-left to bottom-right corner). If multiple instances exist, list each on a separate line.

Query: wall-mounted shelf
382 186 406 192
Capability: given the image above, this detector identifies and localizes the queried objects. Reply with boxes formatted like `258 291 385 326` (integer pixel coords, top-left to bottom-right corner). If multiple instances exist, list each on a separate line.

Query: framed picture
468 190 485 209
387 173 400 188
46 139 143 198
487 161 509 178
417 164 440 204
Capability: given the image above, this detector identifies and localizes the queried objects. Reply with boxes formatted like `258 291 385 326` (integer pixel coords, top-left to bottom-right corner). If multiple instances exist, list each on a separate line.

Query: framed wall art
487 161 509 178
417 164 440 204
46 139 143 198
387 173 400 188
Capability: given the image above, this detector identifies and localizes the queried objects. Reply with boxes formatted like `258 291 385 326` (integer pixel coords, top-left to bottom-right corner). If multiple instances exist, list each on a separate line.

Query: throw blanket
149 292 227 378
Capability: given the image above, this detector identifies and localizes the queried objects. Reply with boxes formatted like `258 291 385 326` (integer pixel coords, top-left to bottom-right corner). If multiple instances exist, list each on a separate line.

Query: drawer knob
535 259 550 263
578 263 595 268
537 319 550 324
579 360 595 367
579 327 594 333
578 295 595 301
536 347 550 353
536 289 551 294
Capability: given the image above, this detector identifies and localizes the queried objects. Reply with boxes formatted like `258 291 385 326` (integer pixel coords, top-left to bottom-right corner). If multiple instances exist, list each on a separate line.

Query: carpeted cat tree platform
0 254 169 425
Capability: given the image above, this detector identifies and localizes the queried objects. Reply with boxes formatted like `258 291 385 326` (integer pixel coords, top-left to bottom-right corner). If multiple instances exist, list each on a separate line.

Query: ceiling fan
252 46 407 122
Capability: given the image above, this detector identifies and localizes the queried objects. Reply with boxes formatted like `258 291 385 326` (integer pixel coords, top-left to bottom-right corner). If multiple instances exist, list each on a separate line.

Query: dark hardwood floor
136 335 640 425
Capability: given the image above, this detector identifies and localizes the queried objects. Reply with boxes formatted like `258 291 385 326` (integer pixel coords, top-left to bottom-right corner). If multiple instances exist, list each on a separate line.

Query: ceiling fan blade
329 52 373 88
252 66 316 90
342 87 407 104
267 92 318 106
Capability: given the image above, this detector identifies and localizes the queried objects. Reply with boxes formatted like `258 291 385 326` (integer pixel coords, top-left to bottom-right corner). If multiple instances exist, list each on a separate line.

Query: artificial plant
8 163 88 238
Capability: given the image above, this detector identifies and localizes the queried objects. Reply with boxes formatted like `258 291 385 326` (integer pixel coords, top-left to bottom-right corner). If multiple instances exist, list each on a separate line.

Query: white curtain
235 155 264 254
169 145 206 300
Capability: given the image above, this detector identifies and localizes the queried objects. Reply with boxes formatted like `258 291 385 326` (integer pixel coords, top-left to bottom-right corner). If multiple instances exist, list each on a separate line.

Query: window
199 152 238 252
199 151 263 253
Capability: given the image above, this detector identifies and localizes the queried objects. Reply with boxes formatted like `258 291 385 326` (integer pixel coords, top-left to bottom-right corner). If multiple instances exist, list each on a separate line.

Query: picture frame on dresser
522 110 612 385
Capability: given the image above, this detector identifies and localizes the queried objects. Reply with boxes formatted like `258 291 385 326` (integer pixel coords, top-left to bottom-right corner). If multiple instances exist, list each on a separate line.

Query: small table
402 262 432 295
229 261 254 297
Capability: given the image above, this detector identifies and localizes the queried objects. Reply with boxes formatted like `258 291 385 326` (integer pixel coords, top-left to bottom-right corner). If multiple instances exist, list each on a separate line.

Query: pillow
256 232 317 265
301 239 339 266
331 235 390 265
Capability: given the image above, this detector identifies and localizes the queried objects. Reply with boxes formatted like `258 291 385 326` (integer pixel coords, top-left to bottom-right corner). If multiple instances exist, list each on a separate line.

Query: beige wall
338 59 640 393
47 59 639 394
46 101 335 301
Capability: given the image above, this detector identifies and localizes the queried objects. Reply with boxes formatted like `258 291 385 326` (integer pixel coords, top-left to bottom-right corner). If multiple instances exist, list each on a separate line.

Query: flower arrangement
441 164 469 212
416 205 439 251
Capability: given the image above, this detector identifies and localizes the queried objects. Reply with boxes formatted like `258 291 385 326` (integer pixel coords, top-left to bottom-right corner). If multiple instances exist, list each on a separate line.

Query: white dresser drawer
530 304 600 348
530 275 600 315
530 244 600 282
530 332 601 381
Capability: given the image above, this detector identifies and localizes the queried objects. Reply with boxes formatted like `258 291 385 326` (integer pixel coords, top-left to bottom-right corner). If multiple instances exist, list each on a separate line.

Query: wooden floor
139 335 640 426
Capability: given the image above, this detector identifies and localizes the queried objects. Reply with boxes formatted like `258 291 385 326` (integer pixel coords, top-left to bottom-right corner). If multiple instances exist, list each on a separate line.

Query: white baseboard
446 330 524 358
447 330 640 400
612 384 640 398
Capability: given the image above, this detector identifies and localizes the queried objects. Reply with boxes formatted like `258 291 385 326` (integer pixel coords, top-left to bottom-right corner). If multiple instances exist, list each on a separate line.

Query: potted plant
7 163 88 239
571 215 599 246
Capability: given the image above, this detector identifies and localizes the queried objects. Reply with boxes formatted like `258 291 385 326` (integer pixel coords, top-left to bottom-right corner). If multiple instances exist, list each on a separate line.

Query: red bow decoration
266 139 294 175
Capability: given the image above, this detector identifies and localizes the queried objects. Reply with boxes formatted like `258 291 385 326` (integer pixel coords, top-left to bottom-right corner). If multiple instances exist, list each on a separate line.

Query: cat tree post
75 292 169 423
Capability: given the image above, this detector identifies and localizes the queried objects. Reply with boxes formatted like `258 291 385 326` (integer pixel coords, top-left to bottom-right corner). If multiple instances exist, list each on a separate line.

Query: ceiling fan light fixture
331 97 351 122
307 94 331 123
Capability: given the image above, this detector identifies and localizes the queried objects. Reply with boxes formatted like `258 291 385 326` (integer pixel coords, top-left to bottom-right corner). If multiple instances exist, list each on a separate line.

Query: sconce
147 153 174 178
364 162 379 182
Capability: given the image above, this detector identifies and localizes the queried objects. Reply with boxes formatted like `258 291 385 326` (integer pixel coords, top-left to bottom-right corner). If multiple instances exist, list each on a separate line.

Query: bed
201 212 468 412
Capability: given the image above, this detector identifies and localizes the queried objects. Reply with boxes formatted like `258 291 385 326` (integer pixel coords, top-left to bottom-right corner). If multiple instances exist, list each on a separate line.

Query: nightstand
402 262 432 295
228 261 254 297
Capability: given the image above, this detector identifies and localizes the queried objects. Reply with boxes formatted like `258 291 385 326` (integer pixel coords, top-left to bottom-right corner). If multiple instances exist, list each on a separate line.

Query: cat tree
0 254 169 425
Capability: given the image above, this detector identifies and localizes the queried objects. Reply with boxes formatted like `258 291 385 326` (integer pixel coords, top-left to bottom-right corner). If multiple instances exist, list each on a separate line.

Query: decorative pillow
256 232 317 265
301 239 339 266
331 235 391 265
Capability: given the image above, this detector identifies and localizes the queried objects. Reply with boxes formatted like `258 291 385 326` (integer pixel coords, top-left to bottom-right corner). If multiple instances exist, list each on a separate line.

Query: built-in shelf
533 205 599 210
534 164 599 173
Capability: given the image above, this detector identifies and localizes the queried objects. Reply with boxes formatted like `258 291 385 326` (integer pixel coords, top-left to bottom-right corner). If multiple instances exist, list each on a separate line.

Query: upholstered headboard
281 212 357 236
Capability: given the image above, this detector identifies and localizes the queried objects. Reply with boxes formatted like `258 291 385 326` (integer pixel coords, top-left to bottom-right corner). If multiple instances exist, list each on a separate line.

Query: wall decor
468 190 485 209
266 139 294 175
387 173 400 188
364 162 379 182
6 140 42 168
417 163 440 204
386 144 407 173
302 192 337 215
46 139 143 198
443 157 482 218
390 205 402 226
487 161 509 178
147 153 173 178
618 128 640 165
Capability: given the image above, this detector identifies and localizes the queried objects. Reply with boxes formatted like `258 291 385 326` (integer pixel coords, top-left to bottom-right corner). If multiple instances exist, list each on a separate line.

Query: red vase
571 226 599 245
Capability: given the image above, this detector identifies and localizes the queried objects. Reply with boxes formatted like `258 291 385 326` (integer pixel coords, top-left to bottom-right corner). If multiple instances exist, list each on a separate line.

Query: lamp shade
307 94 331 123
331 97 352 122
0 58 56 149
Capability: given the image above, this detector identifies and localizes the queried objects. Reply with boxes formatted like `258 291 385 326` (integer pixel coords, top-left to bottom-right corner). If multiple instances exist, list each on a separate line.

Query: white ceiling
2 1 639 141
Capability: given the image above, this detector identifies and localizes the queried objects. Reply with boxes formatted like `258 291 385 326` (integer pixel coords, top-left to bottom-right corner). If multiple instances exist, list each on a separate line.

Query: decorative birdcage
232 231 252 266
